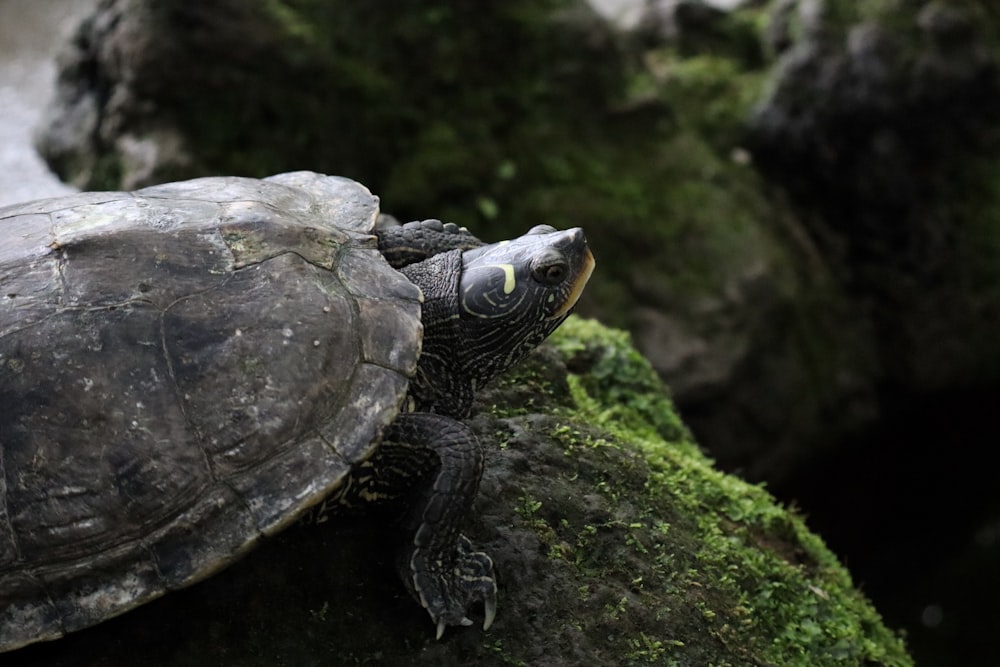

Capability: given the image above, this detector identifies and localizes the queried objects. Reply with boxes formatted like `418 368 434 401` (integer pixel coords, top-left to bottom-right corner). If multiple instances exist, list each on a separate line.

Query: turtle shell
0 172 423 651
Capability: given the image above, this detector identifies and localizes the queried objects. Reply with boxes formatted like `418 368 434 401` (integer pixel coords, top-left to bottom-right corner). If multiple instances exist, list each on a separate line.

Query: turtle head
402 224 593 417
456 225 595 382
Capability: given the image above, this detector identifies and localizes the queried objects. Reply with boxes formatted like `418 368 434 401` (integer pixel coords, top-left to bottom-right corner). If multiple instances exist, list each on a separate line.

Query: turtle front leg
375 217 485 269
379 412 497 638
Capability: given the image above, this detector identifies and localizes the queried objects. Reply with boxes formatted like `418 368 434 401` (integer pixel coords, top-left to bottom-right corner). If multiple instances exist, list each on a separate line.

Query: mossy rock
5 318 911 667
37 0 882 483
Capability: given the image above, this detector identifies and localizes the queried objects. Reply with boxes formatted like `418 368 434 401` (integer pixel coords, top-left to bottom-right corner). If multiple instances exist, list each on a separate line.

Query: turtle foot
376 218 485 268
407 534 497 639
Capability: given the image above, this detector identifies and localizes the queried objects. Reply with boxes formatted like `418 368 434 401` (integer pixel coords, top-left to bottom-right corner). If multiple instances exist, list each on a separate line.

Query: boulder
2 318 913 667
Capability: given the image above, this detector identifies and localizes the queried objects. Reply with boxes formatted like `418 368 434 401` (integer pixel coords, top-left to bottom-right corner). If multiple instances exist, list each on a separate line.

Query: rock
36 0 865 485
0 318 913 666
29 0 1000 484
35 0 202 189
747 0 1000 392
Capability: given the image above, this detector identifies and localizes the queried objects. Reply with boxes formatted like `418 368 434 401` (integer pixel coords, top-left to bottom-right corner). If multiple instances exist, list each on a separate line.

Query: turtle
0 171 594 652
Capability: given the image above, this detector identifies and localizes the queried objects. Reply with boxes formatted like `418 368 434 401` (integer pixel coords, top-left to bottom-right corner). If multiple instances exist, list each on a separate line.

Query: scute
0 173 423 652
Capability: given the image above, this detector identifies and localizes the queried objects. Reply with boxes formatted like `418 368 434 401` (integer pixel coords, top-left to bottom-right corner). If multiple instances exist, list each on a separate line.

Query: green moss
551 317 690 444
539 317 913 666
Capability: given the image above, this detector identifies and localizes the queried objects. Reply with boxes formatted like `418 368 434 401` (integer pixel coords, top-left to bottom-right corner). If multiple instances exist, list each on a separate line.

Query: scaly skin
366 219 594 636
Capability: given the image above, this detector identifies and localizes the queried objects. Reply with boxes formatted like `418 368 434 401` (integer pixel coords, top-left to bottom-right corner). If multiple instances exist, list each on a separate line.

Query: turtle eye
527 224 557 236
533 260 568 285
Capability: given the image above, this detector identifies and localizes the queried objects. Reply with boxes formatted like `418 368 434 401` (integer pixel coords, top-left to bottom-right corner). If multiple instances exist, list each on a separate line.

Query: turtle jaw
551 242 595 320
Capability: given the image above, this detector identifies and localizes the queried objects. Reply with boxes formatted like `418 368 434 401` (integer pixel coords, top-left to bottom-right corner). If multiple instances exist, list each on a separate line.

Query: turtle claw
483 591 497 631
406 534 498 639
433 615 474 640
